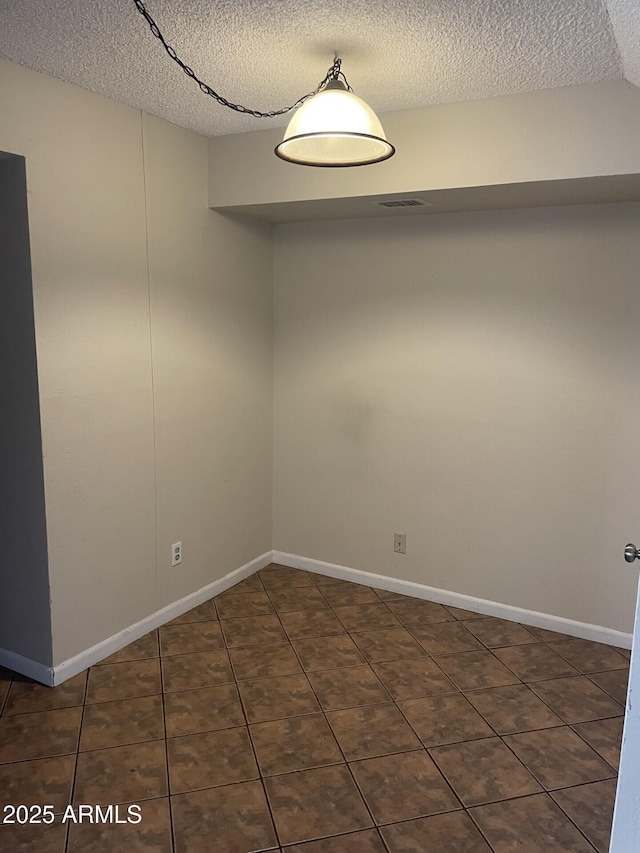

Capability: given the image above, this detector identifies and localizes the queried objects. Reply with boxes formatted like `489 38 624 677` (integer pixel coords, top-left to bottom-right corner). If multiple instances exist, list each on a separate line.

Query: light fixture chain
132 0 348 118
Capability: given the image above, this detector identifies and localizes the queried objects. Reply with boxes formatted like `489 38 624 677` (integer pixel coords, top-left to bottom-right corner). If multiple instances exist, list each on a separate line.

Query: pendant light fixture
133 0 395 167
275 76 394 167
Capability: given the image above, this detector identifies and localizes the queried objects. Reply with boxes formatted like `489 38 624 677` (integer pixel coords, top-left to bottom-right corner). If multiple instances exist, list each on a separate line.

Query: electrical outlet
171 541 182 567
394 533 407 554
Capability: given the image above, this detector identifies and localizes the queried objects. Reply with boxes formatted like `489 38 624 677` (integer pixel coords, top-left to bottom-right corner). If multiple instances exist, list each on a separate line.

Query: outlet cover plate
394 533 407 554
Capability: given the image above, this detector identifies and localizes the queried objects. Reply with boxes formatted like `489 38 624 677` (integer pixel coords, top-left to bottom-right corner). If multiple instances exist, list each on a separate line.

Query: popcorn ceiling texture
605 0 640 86
0 0 635 137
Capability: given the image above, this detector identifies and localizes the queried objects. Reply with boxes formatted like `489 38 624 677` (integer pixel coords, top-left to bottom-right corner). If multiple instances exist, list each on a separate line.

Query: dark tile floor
0 563 630 852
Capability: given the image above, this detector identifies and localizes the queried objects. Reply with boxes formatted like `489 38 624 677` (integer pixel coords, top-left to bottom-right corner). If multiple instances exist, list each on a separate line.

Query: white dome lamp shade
275 78 395 167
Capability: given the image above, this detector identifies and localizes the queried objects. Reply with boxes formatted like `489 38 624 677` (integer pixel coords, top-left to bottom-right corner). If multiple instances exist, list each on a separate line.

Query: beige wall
273 204 640 633
0 59 273 666
1 53 637 668
143 114 273 612
210 80 640 209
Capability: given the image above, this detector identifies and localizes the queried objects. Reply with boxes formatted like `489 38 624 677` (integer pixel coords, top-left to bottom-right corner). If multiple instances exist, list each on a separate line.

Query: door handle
624 544 640 563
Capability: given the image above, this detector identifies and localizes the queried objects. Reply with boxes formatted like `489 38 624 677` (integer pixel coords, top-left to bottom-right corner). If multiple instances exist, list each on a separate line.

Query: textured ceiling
0 0 636 137
605 0 640 86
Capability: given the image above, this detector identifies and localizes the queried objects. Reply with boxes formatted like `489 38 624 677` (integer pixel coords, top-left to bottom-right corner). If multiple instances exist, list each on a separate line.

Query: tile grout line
63 669 89 853
244 571 351 850
428 625 613 851
308 573 503 853
223 567 623 849
445 639 613 853
374 590 611 853
354 600 495 851
260 570 386 851
481 642 624 785
157 630 176 853
583 671 629 704
0 669 13 717
547 786 612 853
213 579 282 853
162 597 283 850
266 567 619 852
0 564 625 851
281 572 489 844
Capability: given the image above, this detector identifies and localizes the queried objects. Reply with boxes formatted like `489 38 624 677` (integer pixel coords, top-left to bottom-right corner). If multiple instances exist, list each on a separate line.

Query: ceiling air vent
374 198 434 208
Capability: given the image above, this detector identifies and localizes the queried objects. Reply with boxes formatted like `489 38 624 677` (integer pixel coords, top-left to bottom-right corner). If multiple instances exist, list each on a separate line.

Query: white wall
0 58 273 667
274 204 640 633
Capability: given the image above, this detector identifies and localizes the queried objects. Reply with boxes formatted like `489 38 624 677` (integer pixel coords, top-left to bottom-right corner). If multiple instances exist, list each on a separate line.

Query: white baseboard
0 648 55 687
273 551 633 650
48 550 273 686
5 548 630 688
